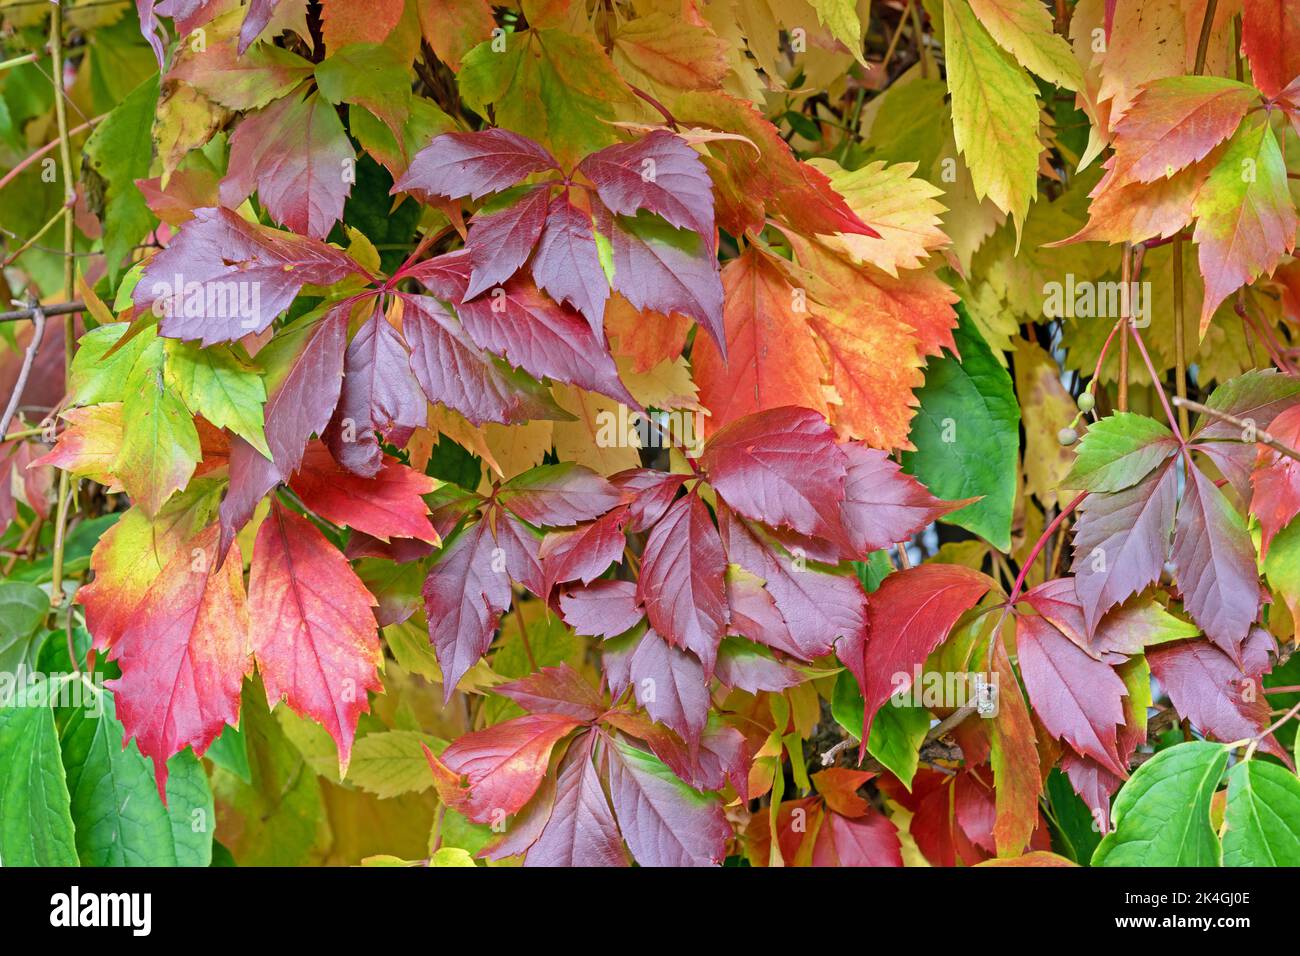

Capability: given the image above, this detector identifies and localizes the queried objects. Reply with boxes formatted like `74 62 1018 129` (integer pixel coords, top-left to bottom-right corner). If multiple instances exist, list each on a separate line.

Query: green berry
1077 392 1095 413
1058 427 1078 446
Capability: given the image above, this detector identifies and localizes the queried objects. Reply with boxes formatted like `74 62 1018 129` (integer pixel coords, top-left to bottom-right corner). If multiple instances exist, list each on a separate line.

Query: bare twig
0 300 86 323
1172 396 1300 464
0 304 46 440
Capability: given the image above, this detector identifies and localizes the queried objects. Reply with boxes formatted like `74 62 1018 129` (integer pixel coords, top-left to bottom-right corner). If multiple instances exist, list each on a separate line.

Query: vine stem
1171 396 1300 463
1172 236 1190 433
1117 244 1131 411
48 2 78 610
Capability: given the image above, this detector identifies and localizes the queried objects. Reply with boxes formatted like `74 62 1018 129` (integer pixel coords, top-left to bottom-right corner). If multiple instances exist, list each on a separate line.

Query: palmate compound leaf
247 501 382 774
1092 741 1227 866
395 128 725 350
398 292 571 427
1221 759 1300 866
522 731 628 866
135 206 369 346
855 564 993 740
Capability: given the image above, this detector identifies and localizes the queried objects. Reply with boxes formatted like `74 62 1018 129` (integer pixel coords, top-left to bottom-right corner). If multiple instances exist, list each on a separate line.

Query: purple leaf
559 580 644 638
393 129 560 202
629 628 710 745
463 184 552 298
529 193 611 334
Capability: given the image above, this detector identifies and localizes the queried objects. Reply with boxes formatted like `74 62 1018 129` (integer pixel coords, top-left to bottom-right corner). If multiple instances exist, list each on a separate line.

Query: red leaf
1147 633 1290 761
1171 462 1261 661
107 524 250 797
1070 457 1177 635
400 293 565 426
497 462 625 526
558 579 644 638
1015 614 1128 777
858 564 993 739
577 129 716 247
455 274 636 407
463 184 551 298
325 306 426 477
539 506 630 593
136 207 366 345
494 664 607 722
524 733 628 866
596 203 726 355
1242 0 1300 99
701 406 849 543
1108 78 1258 186
840 443 974 555
288 441 441 544
220 305 349 549
429 712 584 822
1250 404 1300 557
810 809 903 867
247 502 382 771
629 628 710 745
602 735 730 866
637 494 729 676
394 129 560 202
720 505 867 662
611 468 686 531
221 89 354 240
529 192 611 333
489 508 546 597
423 518 512 700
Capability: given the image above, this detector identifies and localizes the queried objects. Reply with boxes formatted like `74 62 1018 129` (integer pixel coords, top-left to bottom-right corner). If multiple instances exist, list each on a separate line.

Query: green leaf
60 688 214 866
0 581 50 697
1092 741 1227 867
345 730 448 799
205 722 252 784
966 0 1083 91
942 0 1041 230
0 702 79 866
1222 760 1300 866
115 337 201 516
831 669 930 788
458 28 630 166
164 339 270 457
1045 769 1102 864
70 323 156 407
1064 412 1176 492
902 304 1020 550
83 74 160 278
807 0 866 65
